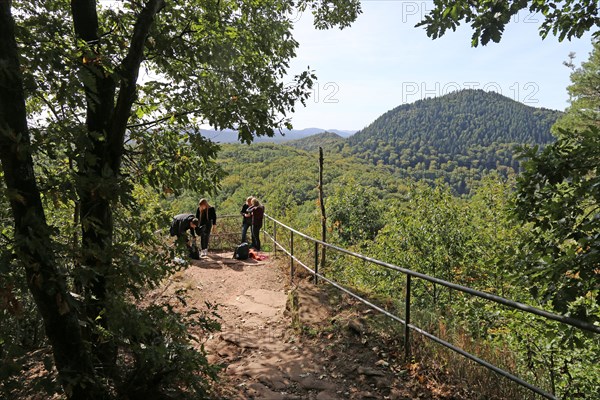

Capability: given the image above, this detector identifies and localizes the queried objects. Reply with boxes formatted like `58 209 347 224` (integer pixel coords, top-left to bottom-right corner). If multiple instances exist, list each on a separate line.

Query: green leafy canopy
417 0 600 46
1 0 361 398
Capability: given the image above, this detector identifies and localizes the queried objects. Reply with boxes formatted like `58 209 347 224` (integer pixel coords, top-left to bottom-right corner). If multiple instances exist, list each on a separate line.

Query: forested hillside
213 142 407 225
229 86 563 206
343 89 562 192
206 40 600 400
285 131 346 152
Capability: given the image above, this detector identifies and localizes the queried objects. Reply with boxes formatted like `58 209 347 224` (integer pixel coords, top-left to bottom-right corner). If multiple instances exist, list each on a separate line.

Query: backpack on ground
189 238 200 260
233 242 250 260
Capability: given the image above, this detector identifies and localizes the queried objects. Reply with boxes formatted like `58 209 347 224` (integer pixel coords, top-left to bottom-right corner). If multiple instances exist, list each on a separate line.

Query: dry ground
4 249 480 399
153 250 477 400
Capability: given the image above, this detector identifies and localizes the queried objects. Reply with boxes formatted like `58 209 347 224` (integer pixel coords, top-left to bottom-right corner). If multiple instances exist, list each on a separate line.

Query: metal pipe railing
264 215 599 335
262 213 600 400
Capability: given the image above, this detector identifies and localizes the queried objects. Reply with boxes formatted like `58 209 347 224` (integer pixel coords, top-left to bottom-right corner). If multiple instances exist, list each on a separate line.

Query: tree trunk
70 0 165 374
71 0 118 374
0 4 107 399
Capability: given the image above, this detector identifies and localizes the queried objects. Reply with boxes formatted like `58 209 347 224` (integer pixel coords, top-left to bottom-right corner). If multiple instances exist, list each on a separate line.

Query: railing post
273 218 277 256
290 231 294 283
314 241 319 284
404 274 411 360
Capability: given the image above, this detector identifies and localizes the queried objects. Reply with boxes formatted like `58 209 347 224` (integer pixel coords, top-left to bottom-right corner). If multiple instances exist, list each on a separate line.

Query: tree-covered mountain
285 131 346 152
343 89 562 192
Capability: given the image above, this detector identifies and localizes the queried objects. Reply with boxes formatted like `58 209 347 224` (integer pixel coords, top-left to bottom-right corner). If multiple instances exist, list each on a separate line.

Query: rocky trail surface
152 250 474 400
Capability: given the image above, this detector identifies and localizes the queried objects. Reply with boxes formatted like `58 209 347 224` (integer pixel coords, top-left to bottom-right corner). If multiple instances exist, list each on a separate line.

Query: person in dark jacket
240 196 253 243
195 198 217 256
247 197 264 251
170 213 199 240
169 213 199 257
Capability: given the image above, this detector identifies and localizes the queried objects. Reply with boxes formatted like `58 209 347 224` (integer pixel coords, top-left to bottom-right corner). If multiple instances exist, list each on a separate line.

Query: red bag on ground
248 248 268 261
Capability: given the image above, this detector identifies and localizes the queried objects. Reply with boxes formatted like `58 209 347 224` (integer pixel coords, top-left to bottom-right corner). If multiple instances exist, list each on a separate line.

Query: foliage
513 41 600 324
320 174 598 398
112 295 222 398
312 176 519 310
412 3 600 396
364 177 522 304
325 178 385 247
0 0 360 398
417 0 600 46
553 41 600 133
495 311 600 398
297 0 362 30
515 127 600 322
214 142 411 229
346 89 560 194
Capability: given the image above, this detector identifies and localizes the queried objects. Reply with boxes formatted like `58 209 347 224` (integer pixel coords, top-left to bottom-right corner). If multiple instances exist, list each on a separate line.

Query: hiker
247 197 264 251
169 213 199 257
195 198 217 257
240 196 253 243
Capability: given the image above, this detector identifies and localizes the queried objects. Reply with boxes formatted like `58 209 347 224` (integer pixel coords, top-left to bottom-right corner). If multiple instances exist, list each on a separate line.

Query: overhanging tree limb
111 0 166 170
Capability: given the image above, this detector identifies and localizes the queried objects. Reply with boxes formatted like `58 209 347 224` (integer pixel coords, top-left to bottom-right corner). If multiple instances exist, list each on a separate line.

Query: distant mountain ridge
285 131 346 152
201 127 356 144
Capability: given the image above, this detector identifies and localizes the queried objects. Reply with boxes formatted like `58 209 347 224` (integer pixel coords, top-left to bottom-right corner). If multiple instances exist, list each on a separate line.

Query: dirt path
151 250 470 400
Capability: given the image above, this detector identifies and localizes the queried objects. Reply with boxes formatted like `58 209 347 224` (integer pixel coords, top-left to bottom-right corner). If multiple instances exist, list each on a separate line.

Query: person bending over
169 213 199 257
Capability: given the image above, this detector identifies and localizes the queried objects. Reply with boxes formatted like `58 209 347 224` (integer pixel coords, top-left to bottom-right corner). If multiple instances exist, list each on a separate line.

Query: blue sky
286 1 595 131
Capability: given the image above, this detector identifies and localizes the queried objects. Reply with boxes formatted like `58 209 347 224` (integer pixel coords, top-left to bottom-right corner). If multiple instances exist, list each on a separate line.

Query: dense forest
282 90 563 194
214 140 405 220
340 89 562 192
208 63 599 399
212 131 599 399
1 1 599 399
